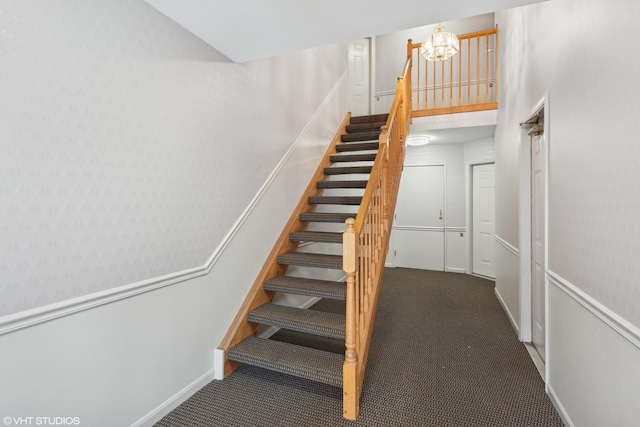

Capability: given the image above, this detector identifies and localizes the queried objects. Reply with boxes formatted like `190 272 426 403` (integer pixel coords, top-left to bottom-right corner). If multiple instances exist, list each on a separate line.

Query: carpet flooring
156 268 563 426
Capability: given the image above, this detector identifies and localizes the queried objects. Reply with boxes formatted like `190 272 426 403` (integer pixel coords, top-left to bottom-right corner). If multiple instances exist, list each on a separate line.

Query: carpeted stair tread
317 180 368 189
278 252 343 269
289 231 343 244
335 142 379 152
309 195 362 205
350 113 389 124
228 336 343 387
324 165 372 175
299 212 355 223
263 276 346 300
341 131 381 143
329 153 377 162
345 121 387 134
248 304 346 339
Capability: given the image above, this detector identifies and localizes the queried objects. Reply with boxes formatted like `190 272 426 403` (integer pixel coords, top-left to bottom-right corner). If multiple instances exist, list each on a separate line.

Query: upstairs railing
408 25 498 117
342 59 411 420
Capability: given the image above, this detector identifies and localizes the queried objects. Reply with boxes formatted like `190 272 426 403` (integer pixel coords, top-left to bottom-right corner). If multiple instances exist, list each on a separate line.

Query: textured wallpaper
495 0 640 328
0 0 347 316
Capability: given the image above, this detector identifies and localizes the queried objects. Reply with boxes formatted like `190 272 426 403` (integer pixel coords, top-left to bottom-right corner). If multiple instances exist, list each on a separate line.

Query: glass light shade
420 26 459 61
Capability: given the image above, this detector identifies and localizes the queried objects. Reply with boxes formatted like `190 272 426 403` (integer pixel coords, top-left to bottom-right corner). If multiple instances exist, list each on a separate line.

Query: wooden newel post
343 218 359 420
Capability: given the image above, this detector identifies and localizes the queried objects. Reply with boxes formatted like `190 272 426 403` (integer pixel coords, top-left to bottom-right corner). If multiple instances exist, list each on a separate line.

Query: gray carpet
156 268 563 427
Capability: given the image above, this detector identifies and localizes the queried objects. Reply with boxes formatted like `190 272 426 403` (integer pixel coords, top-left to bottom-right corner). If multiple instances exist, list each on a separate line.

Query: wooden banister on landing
342 61 411 420
408 25 499 117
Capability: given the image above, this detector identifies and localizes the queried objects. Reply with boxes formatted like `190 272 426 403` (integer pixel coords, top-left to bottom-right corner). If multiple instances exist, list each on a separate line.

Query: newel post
343 218 359 420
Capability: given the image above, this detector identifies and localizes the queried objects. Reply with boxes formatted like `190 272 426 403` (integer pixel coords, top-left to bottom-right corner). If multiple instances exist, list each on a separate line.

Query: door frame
518 94 550 384
465 161 496 276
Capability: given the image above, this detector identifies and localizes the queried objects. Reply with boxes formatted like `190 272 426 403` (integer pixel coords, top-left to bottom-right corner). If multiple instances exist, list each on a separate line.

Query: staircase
226 113 388 388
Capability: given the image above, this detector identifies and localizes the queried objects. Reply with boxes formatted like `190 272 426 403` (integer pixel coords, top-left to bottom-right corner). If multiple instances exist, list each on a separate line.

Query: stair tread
324 165 372 175
278 252 343 269
264 276 346 300
335 142 379 152
309 195 363 205
345 121 387 133
289 231 343 244
228 336 343 387
317 180 368 189
330 153 377 162
299 212 355 223
341 131 381 143
248 304 345 339
350 113 389 124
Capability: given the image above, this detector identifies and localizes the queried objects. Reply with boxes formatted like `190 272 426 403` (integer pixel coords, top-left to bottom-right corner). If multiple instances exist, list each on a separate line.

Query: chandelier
420 25 459 61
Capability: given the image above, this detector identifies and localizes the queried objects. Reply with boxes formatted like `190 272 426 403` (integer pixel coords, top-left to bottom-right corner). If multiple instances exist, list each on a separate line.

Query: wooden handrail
408 25 498 117
342 59 411 420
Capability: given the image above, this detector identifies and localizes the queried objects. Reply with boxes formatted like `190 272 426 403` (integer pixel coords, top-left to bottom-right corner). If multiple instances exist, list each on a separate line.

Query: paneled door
472 163 496 278
348 39 370 116
393 165 445 271
531 131 546 361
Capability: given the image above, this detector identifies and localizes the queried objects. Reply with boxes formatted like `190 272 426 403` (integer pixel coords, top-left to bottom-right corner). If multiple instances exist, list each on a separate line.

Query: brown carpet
156 268 563 426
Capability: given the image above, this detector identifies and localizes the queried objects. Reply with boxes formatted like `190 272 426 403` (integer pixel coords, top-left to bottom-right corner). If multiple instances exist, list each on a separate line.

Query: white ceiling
409 125 495 145
145 0 547 63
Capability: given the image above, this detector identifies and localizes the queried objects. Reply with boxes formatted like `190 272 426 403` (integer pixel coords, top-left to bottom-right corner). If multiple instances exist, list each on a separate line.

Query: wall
0 1 349 425
372 14 495 114
494 0 640 425
388 137 495 272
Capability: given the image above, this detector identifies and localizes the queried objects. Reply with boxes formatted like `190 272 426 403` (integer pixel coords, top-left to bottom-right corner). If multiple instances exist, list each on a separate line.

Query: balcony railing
407 25 498 117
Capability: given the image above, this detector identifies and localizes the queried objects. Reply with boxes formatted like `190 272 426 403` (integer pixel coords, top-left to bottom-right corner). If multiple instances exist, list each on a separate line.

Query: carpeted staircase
227 113 388 388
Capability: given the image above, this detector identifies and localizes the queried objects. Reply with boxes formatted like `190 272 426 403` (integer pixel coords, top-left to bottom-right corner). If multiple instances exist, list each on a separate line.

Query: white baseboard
445 266 467 274
547 383 574 427
494 287 519 335
132 368 216 427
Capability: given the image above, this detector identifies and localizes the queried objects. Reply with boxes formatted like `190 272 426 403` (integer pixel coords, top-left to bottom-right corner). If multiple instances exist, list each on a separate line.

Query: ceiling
409 125 495 145
145 0 547 63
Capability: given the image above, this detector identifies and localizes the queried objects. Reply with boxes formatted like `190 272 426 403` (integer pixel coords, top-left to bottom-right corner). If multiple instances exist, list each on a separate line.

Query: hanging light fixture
420 25 459 62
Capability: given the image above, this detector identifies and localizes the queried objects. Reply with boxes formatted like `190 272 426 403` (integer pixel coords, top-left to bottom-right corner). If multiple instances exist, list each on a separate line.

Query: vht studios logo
3 417 80 426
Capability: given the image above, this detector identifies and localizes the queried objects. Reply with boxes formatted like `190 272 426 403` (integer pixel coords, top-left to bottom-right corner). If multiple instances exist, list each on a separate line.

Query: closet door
393 165 445 271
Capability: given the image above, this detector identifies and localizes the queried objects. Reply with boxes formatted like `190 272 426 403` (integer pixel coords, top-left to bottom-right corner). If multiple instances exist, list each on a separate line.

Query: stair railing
342 59 411 419
408 25 498 117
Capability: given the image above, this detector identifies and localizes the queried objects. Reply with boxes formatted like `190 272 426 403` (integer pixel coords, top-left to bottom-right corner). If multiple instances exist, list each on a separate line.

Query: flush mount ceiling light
420 25 459 62
406 135 431 146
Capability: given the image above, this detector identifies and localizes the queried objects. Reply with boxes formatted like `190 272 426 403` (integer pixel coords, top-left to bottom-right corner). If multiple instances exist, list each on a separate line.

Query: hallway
157 268 562 426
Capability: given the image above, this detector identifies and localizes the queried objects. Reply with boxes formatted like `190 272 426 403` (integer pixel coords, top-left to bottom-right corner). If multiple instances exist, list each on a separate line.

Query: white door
472 164 496 278
394 165 445 271
348 39 370 116
531 131 545 361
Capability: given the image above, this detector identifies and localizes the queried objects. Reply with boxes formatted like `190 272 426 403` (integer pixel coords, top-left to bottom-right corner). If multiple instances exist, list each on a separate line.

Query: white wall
495 0 640 424
372 14 495 114
0 1 349 425
0 0 347 316
388 137 495 272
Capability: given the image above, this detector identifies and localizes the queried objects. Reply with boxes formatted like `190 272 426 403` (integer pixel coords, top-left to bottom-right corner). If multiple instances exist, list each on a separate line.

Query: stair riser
309 197 362 205
350 113 389 124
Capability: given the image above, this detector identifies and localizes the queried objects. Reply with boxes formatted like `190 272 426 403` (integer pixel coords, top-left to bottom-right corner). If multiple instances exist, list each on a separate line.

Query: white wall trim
547 269 640 350
445 226 466 233
0 69 350 337
495 287 519 335
494 234 519 257
547 384 575 427
393 226 445 232
132 368 216 427
445 267 467 274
